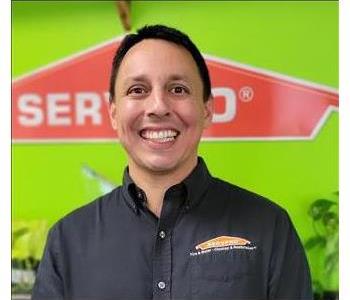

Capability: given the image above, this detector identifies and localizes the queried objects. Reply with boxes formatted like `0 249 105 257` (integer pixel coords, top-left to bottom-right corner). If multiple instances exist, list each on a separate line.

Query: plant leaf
312 280 323 294
304 236 326 250
12 228 29 240
308 199 337 220
322 211 338 232
325 251 339 274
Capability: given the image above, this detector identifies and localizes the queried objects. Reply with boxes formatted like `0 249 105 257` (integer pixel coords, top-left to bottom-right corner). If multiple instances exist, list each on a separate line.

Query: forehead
117 39 200 81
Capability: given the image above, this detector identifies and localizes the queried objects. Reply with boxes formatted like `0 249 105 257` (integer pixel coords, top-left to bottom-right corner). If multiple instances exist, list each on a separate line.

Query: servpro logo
12 37 338 143
190 236 257 256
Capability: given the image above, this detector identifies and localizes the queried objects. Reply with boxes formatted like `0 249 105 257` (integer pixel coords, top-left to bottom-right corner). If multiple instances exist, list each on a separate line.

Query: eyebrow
167 74 191 82
123 75 148 84
123 74 191 86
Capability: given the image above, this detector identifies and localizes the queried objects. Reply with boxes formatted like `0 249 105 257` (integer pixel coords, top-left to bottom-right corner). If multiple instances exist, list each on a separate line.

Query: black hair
109 24 212 103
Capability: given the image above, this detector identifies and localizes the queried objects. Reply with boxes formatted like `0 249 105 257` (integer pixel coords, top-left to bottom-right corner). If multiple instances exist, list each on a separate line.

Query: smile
140 129 180 143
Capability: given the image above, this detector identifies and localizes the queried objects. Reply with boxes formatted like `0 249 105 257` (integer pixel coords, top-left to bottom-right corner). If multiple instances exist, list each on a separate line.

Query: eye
127 85 148 96
170 85 189 95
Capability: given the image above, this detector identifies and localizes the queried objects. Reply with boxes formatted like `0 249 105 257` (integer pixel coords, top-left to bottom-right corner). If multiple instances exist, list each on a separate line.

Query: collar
121 156 212 214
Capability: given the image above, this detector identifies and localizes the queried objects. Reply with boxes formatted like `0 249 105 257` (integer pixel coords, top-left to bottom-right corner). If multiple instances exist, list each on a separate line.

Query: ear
108 100 118 131
203 96 213 129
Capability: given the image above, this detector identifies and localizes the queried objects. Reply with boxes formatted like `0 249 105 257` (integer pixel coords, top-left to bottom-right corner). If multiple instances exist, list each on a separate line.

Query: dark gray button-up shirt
32 157 312 299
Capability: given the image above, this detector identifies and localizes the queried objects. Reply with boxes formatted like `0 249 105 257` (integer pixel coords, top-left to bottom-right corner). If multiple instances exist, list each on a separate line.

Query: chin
142 158 179 174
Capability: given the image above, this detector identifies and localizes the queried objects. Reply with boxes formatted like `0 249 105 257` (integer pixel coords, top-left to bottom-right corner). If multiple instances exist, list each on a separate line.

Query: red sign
12 38 338 142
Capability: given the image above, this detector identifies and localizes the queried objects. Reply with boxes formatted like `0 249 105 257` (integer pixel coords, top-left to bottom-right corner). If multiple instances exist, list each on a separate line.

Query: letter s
18 93 43 126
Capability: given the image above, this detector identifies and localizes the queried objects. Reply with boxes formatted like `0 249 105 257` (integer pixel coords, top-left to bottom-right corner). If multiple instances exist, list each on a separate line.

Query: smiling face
109 39 213 177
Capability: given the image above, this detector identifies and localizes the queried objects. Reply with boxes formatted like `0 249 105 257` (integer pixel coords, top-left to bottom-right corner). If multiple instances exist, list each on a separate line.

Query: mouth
139 128 180 143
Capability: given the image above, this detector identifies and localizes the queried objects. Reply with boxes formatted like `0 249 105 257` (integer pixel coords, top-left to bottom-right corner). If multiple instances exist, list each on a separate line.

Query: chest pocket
190 249 264 299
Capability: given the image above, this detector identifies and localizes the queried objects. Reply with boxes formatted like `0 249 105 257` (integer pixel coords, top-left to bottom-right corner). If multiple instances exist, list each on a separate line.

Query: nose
145 88 171 118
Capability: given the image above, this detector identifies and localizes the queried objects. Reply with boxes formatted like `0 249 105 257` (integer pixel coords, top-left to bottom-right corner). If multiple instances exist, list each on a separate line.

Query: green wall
12 0 338 290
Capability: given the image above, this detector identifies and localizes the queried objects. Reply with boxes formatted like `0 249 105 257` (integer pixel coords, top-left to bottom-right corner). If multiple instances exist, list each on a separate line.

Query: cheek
178 104 205 129
117 101 142 130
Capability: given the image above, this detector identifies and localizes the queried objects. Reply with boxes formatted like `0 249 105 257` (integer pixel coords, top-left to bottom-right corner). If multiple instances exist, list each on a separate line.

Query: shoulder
207 177 301 249
208 176 289 221
50 186 123 235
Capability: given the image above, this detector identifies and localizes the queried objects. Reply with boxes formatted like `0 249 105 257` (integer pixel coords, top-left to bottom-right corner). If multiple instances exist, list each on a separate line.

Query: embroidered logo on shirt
190 235 257 256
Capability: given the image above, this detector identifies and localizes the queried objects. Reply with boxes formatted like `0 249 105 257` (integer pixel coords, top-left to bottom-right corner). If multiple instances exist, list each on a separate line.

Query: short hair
109 24 212 103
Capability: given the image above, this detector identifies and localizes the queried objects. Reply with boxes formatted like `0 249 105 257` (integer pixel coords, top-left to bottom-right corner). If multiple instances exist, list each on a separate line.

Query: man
32 25 312 299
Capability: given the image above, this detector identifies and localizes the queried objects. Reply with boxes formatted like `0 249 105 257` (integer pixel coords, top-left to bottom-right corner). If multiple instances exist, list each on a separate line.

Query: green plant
12 219 50 294
305 192 338 297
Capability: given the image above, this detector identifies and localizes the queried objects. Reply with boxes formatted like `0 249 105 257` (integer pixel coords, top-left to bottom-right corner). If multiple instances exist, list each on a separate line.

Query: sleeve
268 209 313 300
31 224 64 300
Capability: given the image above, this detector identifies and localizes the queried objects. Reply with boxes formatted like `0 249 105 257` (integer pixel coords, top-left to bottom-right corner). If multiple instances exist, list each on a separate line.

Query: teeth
141 129 178 140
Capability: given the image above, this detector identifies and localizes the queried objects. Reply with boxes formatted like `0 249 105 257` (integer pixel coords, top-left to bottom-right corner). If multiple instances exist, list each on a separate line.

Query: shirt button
159 230 166 239
157 281 166 290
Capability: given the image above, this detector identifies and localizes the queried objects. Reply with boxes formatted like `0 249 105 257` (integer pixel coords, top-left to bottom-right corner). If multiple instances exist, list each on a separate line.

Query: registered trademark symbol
239 86 254 102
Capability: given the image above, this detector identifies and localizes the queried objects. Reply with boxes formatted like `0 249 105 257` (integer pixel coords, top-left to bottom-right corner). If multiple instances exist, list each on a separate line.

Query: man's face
109 39 213 174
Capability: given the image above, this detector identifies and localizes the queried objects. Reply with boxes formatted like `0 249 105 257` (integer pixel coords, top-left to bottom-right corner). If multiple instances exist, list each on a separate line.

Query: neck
128 157 198 217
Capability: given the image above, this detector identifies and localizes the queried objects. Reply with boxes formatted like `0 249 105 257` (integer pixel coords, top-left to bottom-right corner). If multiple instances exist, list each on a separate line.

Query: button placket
152 186 185 299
